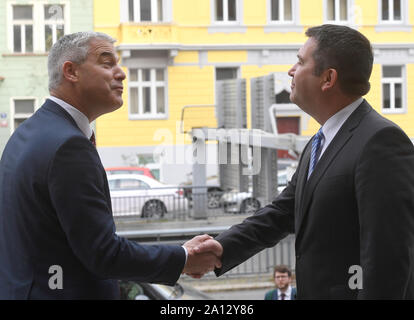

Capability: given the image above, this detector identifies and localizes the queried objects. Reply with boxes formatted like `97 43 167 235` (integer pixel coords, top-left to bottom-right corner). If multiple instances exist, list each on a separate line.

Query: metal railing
117 226 296 279
111 186 272 220
186 234 296 280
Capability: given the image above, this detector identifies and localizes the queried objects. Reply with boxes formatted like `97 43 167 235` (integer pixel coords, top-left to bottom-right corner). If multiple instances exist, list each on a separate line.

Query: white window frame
122 0 168 23
10 4 34 53
379 0 403 23
381 65 406 114
268 0 294 23
323 0 352 24
7 1 70 54
376 0 411 31
42 3 68 52
10 97 38 133
212 0 240 24
128 68 168 120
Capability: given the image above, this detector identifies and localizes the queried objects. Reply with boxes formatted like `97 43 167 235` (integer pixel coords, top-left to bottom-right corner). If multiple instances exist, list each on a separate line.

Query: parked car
180 175 224 209
119 281 213 300
220 170 289 214
108 174 188 217
105 166 156 179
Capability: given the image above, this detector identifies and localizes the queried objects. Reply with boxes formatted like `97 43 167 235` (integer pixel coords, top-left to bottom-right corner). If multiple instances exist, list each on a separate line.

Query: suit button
296 255 300 260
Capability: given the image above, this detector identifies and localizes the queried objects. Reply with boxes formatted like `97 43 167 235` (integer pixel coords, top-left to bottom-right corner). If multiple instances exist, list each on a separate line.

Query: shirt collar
279 286 292 299
320 97 363 147
48 96 93 139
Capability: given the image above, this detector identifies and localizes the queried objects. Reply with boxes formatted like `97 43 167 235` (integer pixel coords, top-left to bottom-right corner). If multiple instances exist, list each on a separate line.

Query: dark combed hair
274 265 292 277
305 24 373 96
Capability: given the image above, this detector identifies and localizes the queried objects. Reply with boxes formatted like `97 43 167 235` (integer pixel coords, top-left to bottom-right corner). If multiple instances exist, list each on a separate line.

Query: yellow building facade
94 0 414 183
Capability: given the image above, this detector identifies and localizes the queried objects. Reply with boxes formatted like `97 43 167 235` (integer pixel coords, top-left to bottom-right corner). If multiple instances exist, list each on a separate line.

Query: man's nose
288 65 296 77
114 66 126 81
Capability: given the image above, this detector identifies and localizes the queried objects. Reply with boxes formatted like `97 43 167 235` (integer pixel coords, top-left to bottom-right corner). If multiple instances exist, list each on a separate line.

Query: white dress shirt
309 97 363 177
279 286 292 300
48 96 93 140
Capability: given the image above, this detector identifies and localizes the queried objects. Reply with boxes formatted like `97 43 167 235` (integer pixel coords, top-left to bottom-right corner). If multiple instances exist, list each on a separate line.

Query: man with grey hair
0 31 220 299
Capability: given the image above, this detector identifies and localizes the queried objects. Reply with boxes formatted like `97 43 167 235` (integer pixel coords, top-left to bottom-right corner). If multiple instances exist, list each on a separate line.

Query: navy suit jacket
215 100 414 299
0 99 186 299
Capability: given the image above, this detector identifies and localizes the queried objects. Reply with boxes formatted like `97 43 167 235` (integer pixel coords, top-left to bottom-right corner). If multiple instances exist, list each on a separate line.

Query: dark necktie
280 293 286 300
308 128 324 177
90 131 96 147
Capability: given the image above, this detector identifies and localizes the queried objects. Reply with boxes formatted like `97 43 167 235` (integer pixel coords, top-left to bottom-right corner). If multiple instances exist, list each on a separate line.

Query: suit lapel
295 100 372 238
294 141 311 233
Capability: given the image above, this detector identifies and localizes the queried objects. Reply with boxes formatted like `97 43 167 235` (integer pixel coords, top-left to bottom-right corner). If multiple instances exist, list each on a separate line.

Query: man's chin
113 99 124 110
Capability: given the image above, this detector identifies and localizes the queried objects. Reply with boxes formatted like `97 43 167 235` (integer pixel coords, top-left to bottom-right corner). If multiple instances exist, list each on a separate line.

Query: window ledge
273 104 302 112
129 114 168 120
2 53 48 57
121 21 173 26
381 109 406 114
208 24 247 34
264 24 303 33
375 24 413 32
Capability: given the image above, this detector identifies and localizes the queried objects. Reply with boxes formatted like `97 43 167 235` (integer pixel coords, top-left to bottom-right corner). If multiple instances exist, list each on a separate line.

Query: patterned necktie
280 293 286 300
90 131 96 147
308 128 324 177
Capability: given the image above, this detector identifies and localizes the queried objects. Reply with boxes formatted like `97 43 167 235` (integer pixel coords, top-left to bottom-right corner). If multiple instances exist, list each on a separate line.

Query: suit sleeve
355 126 414 299
215 170 296 276
48 137 186 285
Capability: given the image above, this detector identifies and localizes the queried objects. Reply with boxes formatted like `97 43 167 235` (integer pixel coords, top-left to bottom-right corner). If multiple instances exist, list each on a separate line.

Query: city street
208 288 269 300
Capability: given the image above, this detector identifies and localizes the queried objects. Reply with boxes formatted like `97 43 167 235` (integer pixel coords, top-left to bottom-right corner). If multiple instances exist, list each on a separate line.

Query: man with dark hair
305 24 373 97
193 24 414 299
265 265 296 300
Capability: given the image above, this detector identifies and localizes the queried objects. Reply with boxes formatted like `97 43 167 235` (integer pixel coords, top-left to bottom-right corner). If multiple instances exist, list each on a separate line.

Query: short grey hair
48 31 116 91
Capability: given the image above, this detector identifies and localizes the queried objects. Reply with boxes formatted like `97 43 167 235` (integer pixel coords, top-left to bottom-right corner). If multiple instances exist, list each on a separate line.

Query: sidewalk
181 275 275 293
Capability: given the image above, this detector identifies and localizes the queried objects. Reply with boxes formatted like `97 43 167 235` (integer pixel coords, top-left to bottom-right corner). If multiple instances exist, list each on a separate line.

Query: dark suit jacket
0 99 186 299
215 100 414 299
265 287 297 300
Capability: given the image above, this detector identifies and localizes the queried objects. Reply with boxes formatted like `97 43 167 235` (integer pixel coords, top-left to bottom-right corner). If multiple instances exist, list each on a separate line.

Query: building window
12 5 33 53
216 67 238 80
12 99 35 131
326 0 349 23
215 0 237 22
382 66 404 112
127 0 164 22
9 2 68 53
381 0 401 22
129 68 166 118
265 0 301 32
275 90 291 103
44 4 65 51
270 0 293 22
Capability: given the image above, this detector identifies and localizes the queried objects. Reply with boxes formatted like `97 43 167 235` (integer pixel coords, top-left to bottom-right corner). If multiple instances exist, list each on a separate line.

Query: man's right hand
182 235 223 278
193 238 223 258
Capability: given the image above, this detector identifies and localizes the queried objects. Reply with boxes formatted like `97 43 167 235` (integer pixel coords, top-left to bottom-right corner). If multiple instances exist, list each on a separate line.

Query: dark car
119 281 213 300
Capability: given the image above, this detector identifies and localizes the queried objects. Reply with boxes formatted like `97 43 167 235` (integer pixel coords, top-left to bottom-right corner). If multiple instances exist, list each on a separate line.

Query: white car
107 174 188 218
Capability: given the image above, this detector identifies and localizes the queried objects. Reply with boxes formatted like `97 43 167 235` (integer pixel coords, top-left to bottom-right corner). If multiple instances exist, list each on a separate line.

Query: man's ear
62 61 79 83
321 68 338 91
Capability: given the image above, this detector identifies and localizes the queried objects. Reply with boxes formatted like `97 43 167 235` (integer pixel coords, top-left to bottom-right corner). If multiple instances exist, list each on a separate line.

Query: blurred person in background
265 265 296 300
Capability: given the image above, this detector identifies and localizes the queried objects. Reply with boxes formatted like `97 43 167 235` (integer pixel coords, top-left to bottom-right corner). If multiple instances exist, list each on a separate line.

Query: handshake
182 234 223 278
